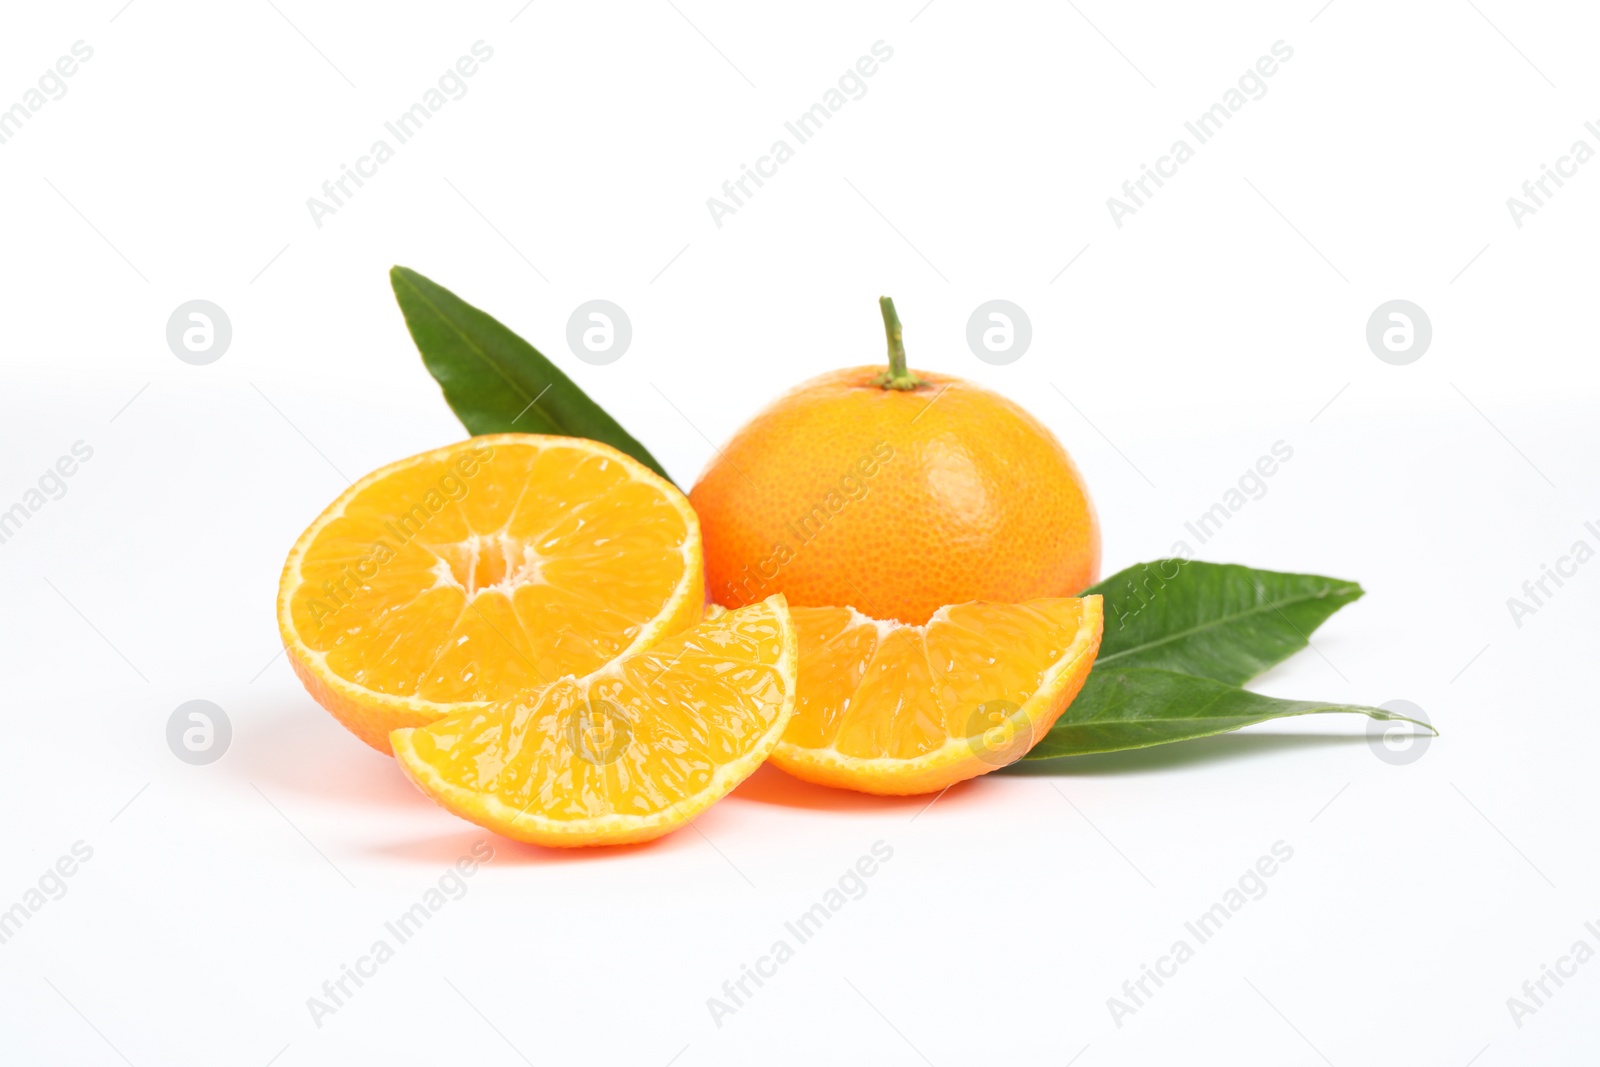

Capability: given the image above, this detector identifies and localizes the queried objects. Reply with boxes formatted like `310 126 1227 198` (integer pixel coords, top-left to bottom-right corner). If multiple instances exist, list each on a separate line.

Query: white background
2 1 1597 1064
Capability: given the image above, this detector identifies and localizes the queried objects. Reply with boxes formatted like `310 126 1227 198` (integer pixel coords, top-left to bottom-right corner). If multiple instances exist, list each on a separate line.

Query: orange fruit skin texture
689 367 1101 625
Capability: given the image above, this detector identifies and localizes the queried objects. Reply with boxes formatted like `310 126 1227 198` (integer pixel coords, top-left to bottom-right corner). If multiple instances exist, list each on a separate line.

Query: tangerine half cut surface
770 597 1103 795
391 596 796 847
277 434 704 752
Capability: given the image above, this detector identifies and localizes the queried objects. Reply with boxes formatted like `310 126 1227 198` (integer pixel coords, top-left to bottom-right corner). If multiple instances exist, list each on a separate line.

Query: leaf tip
1377 706 1438 735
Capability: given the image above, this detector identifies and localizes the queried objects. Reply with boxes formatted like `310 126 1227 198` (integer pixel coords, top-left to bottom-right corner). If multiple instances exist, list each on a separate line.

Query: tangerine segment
770 597 1103 795
391 596 796 848
278 434 704 752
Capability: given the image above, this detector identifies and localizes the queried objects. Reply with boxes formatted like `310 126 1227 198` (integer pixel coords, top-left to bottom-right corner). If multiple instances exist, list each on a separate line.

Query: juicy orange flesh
290 442 691 701
400 605 789 821
788 600 1096 760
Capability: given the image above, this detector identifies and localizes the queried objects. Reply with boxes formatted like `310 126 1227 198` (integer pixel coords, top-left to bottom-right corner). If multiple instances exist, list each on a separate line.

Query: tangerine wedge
277 434 703 752
770 597 1103 795
392 596 796 847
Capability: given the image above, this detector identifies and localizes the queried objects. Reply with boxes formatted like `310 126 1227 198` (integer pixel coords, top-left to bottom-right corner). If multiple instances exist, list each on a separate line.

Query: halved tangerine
277 434 704 752
770 597 1103 795
391 595 796 847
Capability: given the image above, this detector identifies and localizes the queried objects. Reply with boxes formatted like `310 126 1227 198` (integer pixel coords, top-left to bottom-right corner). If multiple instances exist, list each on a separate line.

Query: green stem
873 296 924 390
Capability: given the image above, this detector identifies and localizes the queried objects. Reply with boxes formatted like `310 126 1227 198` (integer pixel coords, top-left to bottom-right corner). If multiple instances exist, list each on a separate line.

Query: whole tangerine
689 297 1100 625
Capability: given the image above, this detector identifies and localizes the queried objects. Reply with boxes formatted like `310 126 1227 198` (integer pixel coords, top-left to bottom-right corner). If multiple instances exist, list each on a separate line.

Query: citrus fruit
391 595 796 847
277 434 704 753
769 595 1103 795
689 297 1099 625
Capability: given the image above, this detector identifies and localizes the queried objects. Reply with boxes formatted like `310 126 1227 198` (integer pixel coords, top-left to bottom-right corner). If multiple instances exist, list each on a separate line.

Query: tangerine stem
874 296 924 390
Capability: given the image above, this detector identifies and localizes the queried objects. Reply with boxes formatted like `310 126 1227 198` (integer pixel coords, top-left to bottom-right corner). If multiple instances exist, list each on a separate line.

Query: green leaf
1086 560 1363 686
1023 667 1433 760
390 266 673 483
